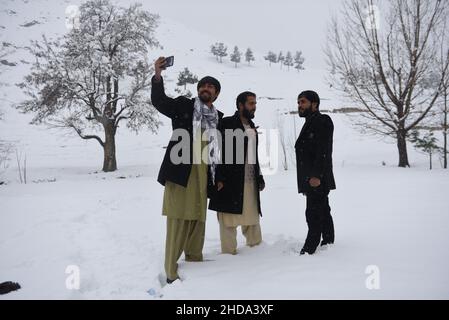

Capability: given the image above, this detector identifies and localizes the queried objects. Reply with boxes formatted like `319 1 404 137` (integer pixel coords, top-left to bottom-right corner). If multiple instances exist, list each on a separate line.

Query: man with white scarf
151 57 223 284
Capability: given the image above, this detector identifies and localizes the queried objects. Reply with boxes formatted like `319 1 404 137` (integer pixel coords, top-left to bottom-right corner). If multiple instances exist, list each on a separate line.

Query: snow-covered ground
1 140 448 299
1 0 449 299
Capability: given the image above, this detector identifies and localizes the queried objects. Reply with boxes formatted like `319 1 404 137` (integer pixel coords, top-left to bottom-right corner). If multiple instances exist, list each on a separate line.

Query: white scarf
193 97 220 184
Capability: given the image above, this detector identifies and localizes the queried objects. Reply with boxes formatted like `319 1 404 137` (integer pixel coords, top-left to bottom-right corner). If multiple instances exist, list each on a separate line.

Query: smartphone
164 56 174 68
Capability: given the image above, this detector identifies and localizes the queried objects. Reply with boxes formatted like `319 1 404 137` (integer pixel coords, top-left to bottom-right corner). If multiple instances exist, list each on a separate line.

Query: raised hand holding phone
164 56 174 68
154 56 174 81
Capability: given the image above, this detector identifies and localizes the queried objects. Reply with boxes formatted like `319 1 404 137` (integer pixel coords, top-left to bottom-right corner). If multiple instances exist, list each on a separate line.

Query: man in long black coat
295 90 336 255
209 91 265 254
151 57 223 283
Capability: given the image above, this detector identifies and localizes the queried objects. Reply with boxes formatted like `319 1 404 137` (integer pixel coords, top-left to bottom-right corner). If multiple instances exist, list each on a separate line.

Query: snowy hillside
1 0 448 299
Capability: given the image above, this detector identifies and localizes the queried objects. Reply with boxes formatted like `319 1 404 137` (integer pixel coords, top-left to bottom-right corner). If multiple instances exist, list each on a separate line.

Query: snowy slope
1 0 448 299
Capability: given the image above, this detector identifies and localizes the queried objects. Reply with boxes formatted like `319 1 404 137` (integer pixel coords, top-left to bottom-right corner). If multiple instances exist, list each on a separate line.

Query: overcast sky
142 0 343 70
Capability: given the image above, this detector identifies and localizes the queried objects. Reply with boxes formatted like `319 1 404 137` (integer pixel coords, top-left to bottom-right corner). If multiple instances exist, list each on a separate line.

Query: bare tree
326 0 449 167
17 0 161 172
440 61 449 169
276 110 288 170
15 149 27 184
436 17 449 168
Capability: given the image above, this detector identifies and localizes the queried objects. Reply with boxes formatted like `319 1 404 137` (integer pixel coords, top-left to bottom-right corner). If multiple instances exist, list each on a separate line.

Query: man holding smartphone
151 56 223 284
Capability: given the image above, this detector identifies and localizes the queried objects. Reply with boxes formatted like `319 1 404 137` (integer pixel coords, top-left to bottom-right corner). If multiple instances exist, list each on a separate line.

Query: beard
242 108 255 119
298 108 312 118
199 91 212 103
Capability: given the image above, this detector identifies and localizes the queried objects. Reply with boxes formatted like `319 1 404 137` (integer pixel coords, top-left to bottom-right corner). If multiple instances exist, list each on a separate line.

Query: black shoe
320 240 334 246
0 281 21 295
166 277 180 284
300 248 315 255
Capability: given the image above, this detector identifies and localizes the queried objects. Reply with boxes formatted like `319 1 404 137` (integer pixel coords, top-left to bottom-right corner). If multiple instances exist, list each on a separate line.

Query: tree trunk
444 91 448 169
102 123 117 172
282 143 288 170
444 123 447 169
429 151 432 170
397 130 410 167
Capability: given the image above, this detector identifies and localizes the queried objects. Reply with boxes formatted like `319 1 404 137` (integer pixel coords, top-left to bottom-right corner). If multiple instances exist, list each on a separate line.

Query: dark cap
298 90 320 108
197 76 221 94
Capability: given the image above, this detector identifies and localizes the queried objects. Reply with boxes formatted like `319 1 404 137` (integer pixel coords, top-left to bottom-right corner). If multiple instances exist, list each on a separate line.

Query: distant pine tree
245 48 255 65
177 67 198 90
230 46 242 67
264 51 277 67
215 42 228 63
410 130 441 170
278 51 284 69
210 43 218 61
284 51 294 71
294 51 305 72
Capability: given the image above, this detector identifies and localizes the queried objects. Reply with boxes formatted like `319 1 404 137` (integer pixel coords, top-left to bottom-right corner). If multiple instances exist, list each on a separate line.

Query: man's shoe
320 240 334 246
300 248 315 255
166 277 180 284
0 281 21 295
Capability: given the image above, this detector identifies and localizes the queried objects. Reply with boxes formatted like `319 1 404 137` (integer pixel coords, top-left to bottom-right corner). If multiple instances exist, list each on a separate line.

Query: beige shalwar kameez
218 123 262 254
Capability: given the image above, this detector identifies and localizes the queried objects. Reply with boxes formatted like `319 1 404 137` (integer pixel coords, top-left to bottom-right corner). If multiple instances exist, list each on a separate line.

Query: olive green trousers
164 217 205 281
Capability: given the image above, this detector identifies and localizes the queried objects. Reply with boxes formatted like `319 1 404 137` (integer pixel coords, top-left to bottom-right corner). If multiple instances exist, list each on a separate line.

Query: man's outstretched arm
151 57 178 119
